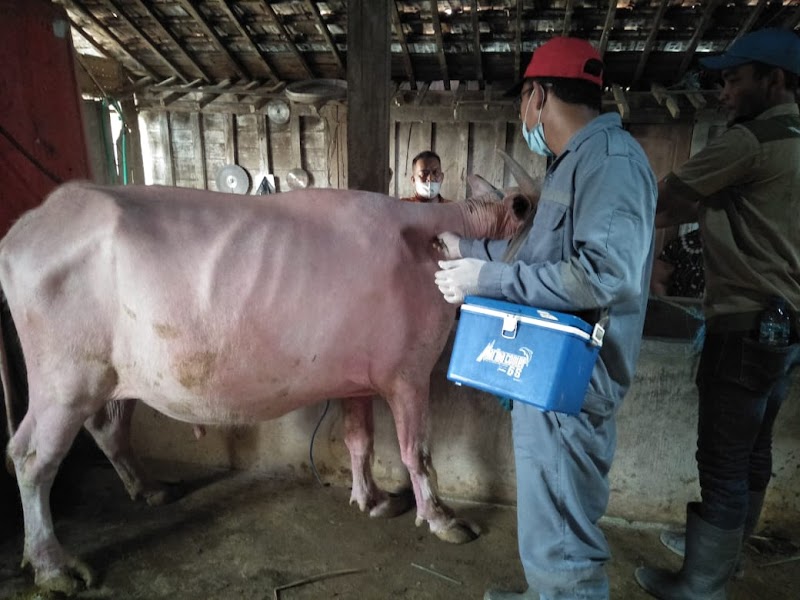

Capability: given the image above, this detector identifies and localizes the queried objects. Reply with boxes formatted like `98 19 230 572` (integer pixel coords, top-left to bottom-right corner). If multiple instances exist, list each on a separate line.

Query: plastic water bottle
759 296 791 347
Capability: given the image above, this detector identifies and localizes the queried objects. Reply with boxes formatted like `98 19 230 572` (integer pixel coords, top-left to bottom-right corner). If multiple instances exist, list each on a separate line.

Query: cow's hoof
35 558 95 596
369 489 414 518
143 480 185 506
434 519 481 544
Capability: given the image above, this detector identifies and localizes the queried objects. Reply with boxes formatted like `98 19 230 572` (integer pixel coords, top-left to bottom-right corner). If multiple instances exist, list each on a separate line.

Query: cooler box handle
501 315 519 339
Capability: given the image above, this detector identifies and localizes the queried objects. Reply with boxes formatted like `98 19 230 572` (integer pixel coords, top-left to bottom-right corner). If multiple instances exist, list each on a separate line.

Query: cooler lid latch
502 315 519 339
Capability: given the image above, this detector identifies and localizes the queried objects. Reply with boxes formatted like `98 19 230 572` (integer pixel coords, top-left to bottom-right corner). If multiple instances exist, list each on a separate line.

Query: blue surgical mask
521 88 554 158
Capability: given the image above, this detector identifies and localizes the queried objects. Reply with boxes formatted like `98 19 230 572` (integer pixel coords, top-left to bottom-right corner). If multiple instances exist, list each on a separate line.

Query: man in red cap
434 37 657 599
635 27 800 600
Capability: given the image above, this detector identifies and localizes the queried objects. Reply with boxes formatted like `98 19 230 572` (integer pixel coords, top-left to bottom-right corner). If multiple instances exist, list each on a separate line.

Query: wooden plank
347 0 390 193
470 0 483 87
192 113 207 189
162 112 176 186
468 121 507 192
434 122 468 200
257 114 272 187
234 113 263 190
300 113 328 188
514 0 522 80
169 112 197 187
290 112 302 174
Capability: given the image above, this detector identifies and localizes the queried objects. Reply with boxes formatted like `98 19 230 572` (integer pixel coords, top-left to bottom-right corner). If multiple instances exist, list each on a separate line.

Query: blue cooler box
447 296 604 415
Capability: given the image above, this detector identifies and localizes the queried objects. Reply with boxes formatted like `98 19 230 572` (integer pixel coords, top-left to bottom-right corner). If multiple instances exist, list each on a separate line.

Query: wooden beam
175 0 250 80
612 84 629 120
783 5 800 30
304 0 345 77
96 0 189 82
429 0 450 91
126 0 211 81
160 79 203 108
514 0 522 80
676 0 724 80
598 0 616 58
261 1 314 78
651 83 680 119
218 0 279 82
631 0 670 87
561 0 574 37
391 0 416 89
734 0 768 45
64 1 156 79
348 0 390 193
470 0 483 88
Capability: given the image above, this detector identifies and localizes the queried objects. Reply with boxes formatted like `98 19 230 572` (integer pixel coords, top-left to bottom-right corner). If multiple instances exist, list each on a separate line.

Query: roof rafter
598 0 617 58
561 0 574 36
429 0 450 90
733 0 768 45
97 0 190 82
127 0 211 81
676 0 724 80
631 0 670 88
218 0 280 83
391 0 416 89
65 0 157 79
174 0 250 81
304 0 345 77
783 5 800 29
471 0 484 87
260 1 314 79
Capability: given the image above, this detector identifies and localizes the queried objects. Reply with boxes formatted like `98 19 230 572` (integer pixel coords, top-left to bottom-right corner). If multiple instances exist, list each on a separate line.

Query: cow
0 171 538 594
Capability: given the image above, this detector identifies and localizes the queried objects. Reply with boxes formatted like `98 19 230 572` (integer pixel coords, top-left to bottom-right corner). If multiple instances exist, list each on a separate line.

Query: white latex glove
435 231 462 259
434 258 485 305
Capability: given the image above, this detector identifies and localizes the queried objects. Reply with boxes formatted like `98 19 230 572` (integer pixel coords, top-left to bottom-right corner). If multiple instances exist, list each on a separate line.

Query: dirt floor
0 460 798 600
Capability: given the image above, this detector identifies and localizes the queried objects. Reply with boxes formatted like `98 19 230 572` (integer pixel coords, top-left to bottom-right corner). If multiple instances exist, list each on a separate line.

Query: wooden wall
138 102 548 199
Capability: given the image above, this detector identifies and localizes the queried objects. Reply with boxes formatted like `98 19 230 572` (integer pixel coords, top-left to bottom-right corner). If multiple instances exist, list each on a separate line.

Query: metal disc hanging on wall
215 164 251 194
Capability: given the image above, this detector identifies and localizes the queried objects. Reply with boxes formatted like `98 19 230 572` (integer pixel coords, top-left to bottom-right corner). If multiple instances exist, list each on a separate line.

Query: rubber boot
483 588 538 600
635 502 743 600
660 491 765 579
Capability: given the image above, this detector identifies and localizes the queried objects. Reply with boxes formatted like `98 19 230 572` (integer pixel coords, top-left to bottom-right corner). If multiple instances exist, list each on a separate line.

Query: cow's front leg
387 382 480 544
341 396 411 517
8 400 95 594
83 398 181 506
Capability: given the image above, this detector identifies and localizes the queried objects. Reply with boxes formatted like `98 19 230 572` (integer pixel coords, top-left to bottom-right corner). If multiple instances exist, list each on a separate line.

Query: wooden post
347 0 390 193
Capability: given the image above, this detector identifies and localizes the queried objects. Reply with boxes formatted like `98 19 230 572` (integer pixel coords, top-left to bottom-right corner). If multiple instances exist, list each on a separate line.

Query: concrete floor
0 461 798 600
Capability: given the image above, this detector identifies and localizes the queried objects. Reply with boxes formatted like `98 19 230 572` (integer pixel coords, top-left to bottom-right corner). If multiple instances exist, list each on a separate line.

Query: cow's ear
466 174 503 201
503 191 533 222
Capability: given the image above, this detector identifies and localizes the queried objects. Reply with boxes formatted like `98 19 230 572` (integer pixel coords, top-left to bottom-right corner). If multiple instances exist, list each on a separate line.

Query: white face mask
415 180 441 199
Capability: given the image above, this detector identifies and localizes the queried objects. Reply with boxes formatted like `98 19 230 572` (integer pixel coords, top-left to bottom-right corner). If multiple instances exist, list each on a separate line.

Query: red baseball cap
506 37 604 95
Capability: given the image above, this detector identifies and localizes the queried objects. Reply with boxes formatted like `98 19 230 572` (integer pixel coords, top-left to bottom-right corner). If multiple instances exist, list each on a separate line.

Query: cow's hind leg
386 381 480 544
83 398 181 506
342 397 411 517
8 398 96 594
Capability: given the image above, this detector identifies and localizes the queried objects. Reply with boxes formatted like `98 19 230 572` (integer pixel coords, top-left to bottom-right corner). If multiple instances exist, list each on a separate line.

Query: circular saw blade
215 164 251 194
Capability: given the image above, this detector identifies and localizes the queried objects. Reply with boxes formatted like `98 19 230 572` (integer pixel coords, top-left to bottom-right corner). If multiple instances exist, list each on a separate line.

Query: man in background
399 150 449 203
635 27 800 599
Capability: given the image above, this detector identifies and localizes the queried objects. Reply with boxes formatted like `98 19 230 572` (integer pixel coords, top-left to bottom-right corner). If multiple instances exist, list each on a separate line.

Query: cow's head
462 150 541 239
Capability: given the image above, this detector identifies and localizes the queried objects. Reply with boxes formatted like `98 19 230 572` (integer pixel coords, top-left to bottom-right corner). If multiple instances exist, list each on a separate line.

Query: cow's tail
0 284 18 475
